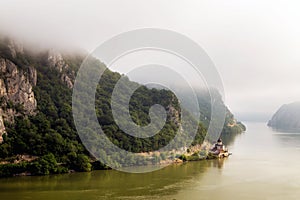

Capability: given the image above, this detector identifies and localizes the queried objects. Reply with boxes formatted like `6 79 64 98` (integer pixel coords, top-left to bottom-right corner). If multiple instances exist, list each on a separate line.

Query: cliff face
6 39 24 59
47 49 75 88
0 38 77 143
268 102 300 132
0 58 37 112
0 58 37 142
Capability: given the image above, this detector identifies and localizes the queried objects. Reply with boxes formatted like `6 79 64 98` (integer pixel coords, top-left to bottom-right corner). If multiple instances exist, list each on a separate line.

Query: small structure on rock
208 138 231 159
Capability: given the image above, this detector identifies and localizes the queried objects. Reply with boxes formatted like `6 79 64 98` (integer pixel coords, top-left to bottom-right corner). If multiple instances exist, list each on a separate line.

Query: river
1 122 300 200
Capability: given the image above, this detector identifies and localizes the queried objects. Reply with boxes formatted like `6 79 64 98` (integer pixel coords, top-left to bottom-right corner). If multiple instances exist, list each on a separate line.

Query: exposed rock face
167 105 180 126
0 38 78 143
47 49 74 88
0 115 5 143
61 73 73 89
0 58 37 142
268 102 300 132
0 58 37 113
7 39 24 58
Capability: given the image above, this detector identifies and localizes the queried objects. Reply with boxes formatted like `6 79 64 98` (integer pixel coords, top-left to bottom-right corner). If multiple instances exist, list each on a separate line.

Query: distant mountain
268 102 300 132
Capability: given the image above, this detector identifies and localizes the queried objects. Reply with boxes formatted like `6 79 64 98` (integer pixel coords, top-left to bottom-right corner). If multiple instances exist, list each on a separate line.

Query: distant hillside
268 102 300 132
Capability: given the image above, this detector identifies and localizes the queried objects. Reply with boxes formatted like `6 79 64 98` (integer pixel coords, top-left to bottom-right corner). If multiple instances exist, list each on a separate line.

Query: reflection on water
211 157 226 169
1 122 300 200
0 159 227 200
273 133 300 149
221 130 243 146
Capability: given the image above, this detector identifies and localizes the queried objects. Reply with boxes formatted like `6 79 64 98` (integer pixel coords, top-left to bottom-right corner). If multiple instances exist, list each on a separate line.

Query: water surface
1 122 300 200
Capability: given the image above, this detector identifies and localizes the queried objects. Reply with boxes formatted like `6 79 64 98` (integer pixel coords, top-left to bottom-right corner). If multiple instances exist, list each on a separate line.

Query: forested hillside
0 36 245 176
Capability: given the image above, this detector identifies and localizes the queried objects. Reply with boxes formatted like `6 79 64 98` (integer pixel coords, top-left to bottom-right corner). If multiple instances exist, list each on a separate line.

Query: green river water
1 122 300 200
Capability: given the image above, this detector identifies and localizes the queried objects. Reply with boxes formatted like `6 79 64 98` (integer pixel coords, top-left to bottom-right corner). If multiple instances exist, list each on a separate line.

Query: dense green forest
0 38 245 177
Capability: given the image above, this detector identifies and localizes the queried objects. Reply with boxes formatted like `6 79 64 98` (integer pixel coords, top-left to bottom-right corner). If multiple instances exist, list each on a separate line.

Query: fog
1 0 300 122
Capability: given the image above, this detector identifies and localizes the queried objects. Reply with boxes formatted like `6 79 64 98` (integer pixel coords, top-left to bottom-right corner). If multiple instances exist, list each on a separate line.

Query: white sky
0 0 300 121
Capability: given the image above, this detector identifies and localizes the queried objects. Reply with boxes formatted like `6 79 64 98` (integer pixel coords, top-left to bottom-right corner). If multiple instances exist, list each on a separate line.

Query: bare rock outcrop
0 58 37 142
7 39 24 58
47 50 74 88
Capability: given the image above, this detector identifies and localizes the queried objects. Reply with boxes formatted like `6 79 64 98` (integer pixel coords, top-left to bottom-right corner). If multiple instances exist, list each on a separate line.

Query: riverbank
0 149 209 177
0 139 233 178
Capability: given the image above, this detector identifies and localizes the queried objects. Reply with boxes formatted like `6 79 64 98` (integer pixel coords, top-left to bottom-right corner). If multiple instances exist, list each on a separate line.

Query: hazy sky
1 0 300 122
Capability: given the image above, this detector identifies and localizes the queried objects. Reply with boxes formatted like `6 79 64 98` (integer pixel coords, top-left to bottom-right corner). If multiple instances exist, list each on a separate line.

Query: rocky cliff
47 49 75 88
0 37 77 143
0 59 37 142
268 102 300 132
